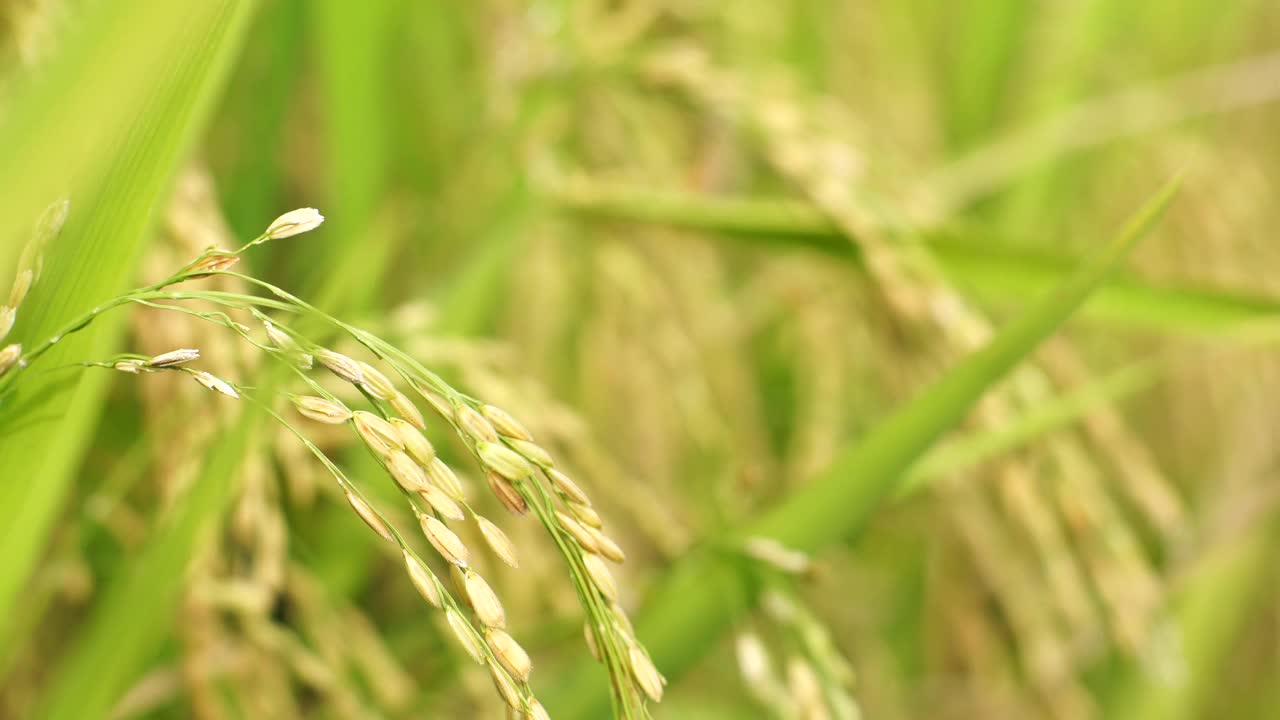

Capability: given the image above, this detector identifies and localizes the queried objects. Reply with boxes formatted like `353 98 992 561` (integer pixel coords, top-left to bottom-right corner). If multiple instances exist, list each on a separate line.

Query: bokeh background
2 1 1280 718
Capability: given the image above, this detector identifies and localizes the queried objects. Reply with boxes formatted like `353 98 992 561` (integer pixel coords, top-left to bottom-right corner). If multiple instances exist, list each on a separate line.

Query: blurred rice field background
2 1 1280 718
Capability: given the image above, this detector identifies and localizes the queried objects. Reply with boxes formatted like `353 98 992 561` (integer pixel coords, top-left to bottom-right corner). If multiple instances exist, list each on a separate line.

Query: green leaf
36 410 263 720
900 355 1164 496
310 0 397 310
544 178 1181 718
550 182 1279 335
0 0 258 670
1105 520 1280 720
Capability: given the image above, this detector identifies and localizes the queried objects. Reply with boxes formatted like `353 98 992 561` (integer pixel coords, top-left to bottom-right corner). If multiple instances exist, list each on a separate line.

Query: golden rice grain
403 550 442 608
418 484 464 520
8 269 32 308
548 468 591 505
316 348 364 384
555 511 600 554
391 418 436 466
509 438 554 469
389 391 426 430
628 644 665 702
487 471 528 516
265 207 325 239
358 361 398 400
386 450 429 493
478 441 532 481
480 404 533 441
464 570 506 628
420 515 469 566
0 306 14 342
292 395 353 424
582 552 618 602
445 608 486 664
476 516 519 568
353 411 403 455
488 663 522 710
486 628 532 681
345 490 394 543
569 501 602 529
457 404 498 443
190 370 239 399
426 457 467 502
0 344 22 376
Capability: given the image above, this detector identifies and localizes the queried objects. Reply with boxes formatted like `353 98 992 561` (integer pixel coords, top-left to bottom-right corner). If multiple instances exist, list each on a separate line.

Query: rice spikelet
486 628 532 681
389 391 426 429
478 441 532 481
445 608 485 664
426 458 466 502
357 361 397 400
582 552 618 602
421 516 469 566
629 644 665 702
293 396 353 424
403 550 442 608
480 404 533 441
418 484 465 520
316 348 364 385
345 490 394 542
487 471 528 515
476 516 519 567
386 450 429 493
391 418 436 466
353 411 403 455
457 405 498 443
463 570 506 628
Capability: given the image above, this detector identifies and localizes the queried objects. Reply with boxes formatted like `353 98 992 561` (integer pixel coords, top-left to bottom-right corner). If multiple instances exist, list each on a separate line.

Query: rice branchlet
4 207 655 718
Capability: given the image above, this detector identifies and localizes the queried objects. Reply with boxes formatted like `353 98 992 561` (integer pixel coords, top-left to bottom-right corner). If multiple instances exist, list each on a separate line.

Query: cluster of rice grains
1 208 659 719
640 46 1186 718
289 343 661 718
735 542 862 720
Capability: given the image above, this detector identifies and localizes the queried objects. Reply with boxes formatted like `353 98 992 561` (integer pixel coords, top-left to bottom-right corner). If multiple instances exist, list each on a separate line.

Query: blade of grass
0 0 259 651
899 354 1163 496
1105 520 1280 720
213 0 306 239
938 0 1034 151
549 181 1280 334
36 408 265 720
310 0 396 310
915 48 1280 215
544 178 1181 717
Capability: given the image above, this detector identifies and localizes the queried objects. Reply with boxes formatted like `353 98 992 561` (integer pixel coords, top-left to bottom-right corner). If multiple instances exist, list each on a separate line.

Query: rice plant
3 2 1280 719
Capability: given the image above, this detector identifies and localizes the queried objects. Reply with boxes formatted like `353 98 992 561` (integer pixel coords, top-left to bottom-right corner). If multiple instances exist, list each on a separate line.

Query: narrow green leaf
1106 520 1279 720
900 355 1163 496
36 410 262 720
310 0 396 310
545 178 1180 718
550 182 1279 334
0 0 258 666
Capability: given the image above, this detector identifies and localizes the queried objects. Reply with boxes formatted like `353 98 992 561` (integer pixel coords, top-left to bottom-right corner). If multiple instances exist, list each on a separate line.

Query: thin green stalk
549 181 1280 335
